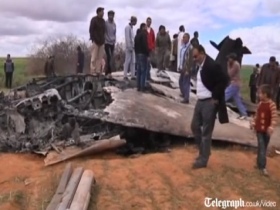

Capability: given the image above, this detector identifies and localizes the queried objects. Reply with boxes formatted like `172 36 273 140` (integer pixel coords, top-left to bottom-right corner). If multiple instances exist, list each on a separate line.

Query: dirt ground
0 146 280 210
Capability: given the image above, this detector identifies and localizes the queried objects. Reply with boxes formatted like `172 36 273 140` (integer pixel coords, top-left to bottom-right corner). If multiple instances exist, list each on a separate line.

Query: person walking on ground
146 17 155 80
105 10 116 78
155 25 171 71
170 34 178 72
249 64 259 103
257 56 280 102
124 16 137 80
250 85 277 176
176 25 185 70
134 24 150 92
89 7 106 75
4 54 14 89
225 53 248 119
178 33 193 104
76 46 84 74
191 45 229 169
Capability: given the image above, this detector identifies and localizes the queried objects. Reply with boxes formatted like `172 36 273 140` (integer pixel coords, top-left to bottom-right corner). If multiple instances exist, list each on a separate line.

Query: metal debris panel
103 89 258 147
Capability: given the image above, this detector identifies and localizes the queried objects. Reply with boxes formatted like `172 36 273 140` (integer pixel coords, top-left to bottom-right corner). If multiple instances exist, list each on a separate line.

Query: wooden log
44 137 126 166
57 167 84 210
46 163 72 210
82 192 91 210
69 170 94 210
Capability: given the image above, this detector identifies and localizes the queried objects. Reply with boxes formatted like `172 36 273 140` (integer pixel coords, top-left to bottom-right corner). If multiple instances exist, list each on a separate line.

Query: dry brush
27 35 126 75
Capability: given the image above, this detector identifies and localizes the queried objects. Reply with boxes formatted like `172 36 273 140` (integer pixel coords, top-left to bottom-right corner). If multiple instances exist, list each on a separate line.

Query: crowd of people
3 7 279 176
249 58 280 108
87 7 280 175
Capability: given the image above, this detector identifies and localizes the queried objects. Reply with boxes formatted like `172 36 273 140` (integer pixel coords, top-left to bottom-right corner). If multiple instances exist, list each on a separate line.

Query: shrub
27 35 126 75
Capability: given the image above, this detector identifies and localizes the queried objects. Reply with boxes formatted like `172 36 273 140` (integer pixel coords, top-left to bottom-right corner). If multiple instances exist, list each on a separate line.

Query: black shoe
192 161 207 169
181 99 189 104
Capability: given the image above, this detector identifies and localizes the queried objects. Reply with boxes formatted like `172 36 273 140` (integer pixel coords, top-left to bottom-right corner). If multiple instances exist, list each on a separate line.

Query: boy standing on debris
250 84 277 176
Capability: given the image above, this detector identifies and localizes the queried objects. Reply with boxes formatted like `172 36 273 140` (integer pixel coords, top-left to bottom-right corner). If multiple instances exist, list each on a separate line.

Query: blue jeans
256 132 270 169
146 60 151 80
225 84 247 116
136 54 148 91
179 72 191 101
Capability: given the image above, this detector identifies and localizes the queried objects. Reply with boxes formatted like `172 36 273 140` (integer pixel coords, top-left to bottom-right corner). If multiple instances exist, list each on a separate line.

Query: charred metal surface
0 66 279 155
210 36 251 75
102 89 257 146
0 74 128 153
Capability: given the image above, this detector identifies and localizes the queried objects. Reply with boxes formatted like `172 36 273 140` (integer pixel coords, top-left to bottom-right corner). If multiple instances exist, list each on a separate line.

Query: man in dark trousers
249 64 259 103
89 7 106 75
134 23 150 92
4 54 15 88
76 46 84 74
257 56 280 102
191 45 229 169
105 10 116 77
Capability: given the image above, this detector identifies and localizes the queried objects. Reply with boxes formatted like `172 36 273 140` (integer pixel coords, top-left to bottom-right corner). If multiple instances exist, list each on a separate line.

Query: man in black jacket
191 45 229 169
249 64 259 103
134 23 149 92
89 7 106 75
4 54 14 88
76 46 84 74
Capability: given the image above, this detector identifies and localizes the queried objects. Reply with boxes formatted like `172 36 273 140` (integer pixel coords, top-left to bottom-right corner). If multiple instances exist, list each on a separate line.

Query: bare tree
27 34 125 75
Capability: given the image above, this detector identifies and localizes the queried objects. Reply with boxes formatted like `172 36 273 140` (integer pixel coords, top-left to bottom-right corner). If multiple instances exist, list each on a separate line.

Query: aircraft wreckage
0 36 279 160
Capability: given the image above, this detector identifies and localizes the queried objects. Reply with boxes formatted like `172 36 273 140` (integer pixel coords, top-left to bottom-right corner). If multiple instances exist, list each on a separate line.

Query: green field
0 57 254 99
0 57 31 88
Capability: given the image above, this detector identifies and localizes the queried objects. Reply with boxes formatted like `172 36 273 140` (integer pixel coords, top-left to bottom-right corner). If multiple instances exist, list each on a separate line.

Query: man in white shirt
124 16 137 80
178 33 193 103
176 25 185 69
190 45 229 169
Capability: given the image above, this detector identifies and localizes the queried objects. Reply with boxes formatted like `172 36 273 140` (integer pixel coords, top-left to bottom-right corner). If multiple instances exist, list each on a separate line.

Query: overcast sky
0 0 279 64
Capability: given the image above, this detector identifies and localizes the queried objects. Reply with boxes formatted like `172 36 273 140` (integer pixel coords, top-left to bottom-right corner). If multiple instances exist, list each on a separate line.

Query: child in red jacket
250 84 277 176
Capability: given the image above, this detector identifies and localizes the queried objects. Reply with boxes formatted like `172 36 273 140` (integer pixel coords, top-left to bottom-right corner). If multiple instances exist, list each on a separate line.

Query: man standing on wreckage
191 45 229 169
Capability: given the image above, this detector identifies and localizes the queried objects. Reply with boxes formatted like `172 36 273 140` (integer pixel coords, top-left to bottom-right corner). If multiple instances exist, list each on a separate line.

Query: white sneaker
261 169 269 176
238 116 247 120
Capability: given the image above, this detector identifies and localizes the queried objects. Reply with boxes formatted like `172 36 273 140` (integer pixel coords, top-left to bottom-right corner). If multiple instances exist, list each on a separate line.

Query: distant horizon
0 56 257 67
0 0 279 65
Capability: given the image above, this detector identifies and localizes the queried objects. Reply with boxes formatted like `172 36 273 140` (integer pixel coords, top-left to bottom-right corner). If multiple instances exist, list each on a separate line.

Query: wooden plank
69 170 95 210
82 192 91 210
57 167 84 210
46 163 72 210
102 89 259 146
44 137 126 166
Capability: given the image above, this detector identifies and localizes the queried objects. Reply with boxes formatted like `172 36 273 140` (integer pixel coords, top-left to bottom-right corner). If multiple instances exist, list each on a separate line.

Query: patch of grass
241 65 254 101
33 173 61 210
0 57 32 88
88 184 101 210
0 190 28 208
